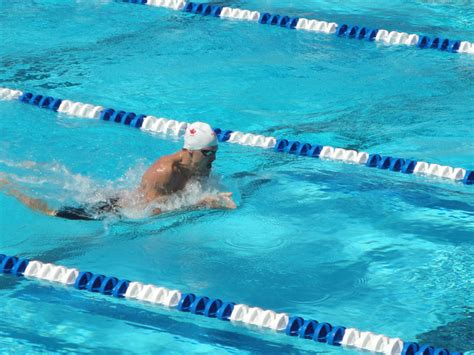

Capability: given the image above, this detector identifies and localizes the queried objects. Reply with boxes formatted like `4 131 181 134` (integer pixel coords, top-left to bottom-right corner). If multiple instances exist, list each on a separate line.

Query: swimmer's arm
197 193 236 210
149 193 236 216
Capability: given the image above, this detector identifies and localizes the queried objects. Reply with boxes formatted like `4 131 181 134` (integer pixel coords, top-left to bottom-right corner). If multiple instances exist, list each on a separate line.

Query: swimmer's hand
200 192 237 210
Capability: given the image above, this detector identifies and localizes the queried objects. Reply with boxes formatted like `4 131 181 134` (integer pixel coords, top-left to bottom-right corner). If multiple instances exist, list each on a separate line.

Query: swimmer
0 122 236 220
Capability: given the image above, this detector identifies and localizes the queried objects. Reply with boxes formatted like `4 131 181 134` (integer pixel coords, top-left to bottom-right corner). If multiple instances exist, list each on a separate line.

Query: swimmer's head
183 122 218 176
183 122 218 151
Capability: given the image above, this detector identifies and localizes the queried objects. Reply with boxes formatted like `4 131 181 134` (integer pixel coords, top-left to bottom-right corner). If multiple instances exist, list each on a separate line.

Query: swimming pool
0 0 473 353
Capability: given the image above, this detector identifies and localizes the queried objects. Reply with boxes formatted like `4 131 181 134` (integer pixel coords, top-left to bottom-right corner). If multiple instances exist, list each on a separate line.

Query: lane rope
121 0 474 55
0 253 463 355
1 87 472 186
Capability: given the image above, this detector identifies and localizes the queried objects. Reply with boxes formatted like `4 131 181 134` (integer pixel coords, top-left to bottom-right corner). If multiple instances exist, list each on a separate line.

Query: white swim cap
183 122 218 150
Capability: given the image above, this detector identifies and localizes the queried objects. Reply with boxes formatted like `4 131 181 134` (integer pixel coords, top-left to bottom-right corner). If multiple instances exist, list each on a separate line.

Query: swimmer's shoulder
148 154 184 182
146 152 178 171
159 153 183 173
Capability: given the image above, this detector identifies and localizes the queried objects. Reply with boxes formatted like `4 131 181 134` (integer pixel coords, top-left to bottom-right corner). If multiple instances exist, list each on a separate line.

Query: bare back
139 151 191 203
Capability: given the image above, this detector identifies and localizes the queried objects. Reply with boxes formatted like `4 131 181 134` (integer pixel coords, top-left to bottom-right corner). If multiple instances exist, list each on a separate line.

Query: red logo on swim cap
190 128 196 135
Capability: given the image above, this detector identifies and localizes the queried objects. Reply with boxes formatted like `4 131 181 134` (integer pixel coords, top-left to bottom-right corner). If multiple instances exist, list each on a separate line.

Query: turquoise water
1 0 473 353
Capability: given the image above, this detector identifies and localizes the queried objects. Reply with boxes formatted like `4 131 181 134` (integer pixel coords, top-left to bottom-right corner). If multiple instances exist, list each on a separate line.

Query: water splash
0 158 239 220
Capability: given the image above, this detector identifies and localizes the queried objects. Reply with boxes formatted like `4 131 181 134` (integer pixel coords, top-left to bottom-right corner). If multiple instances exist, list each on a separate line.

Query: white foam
164 181 216 211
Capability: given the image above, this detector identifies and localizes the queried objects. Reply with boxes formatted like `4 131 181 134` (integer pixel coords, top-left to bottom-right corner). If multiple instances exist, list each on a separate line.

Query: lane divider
1 87 472 186
0 253 463 355
119 0 474 55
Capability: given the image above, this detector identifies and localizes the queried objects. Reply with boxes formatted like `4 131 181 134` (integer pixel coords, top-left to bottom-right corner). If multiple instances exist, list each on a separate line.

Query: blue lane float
119 0 474 55
183 2 222 16
0 253 464 355
416 36 461 52
258 13 299 29
336 24 378 41
1 87 472 187
122 0 148 4
19 92 63 111
99 108 146 128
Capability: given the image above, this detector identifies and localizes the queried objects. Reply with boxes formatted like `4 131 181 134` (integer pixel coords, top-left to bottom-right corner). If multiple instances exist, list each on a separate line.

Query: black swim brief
55 198 121 220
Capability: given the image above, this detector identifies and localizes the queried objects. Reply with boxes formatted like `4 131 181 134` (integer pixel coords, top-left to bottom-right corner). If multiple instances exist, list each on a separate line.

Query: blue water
1 0 473 353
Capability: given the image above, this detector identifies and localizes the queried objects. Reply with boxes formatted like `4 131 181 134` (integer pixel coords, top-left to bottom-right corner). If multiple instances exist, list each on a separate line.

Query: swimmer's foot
0 175 11 190
5 186 57 216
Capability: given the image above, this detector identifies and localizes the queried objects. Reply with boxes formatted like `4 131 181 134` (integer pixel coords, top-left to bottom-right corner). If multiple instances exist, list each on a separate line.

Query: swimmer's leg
1 177 56 216
0 176 9 189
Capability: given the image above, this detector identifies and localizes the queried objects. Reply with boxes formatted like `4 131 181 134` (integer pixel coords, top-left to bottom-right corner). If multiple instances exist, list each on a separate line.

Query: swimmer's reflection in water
1 122 237 220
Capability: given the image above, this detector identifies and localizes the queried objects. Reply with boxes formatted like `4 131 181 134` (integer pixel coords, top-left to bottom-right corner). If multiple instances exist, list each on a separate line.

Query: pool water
1 0 473 353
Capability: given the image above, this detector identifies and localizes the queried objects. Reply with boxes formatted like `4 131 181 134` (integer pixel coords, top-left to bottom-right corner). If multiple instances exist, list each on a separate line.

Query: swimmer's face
190 146 218 176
